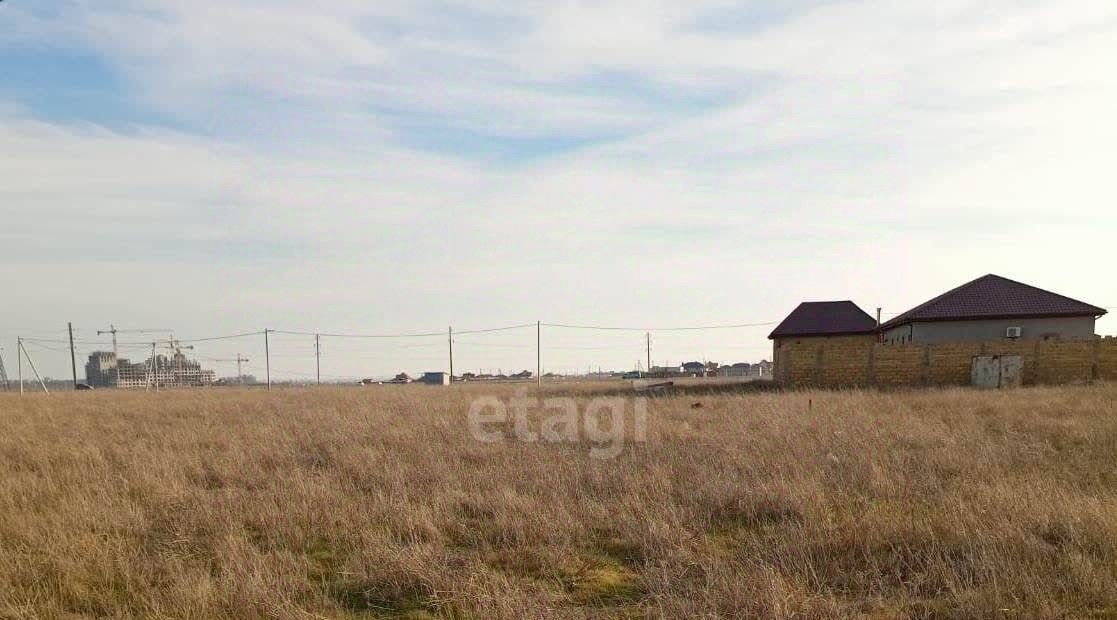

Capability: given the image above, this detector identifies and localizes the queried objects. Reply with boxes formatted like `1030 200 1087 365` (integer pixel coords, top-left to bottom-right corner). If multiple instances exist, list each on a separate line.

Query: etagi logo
467 389 648 459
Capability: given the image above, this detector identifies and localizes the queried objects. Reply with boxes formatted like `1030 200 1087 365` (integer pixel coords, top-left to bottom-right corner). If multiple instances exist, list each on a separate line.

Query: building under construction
85 351 216 389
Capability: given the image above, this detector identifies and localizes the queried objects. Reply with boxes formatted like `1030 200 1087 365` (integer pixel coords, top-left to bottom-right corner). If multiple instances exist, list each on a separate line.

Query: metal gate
971 355 1023 389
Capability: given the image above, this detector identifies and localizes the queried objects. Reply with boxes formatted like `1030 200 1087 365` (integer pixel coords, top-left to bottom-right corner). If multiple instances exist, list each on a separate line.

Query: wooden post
150 342 159 392
264 329 271 390
68 322 78 390
20 339 49 394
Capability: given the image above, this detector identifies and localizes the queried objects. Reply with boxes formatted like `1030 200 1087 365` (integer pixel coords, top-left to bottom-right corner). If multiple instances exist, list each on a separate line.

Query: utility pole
17 338 23 395
172 334 181 386
19 339 48 394
315 334 321 386
646 332 651 375
536 321 542 387
0 346 9 391
264 329 271 390
148 342 158 392
68 322 78 389
448 326 454 383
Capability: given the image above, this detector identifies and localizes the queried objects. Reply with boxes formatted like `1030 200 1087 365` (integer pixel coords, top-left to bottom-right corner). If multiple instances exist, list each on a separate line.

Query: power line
20 321 772 344
271 329 442 338
452 340 657 351
178 331 265 343
21 336 157 347
271 323 533 339
20 330 263 347
456 323 535 335
19 340 73 353
542 320 779 332
21 337 114 346
451 340 533 349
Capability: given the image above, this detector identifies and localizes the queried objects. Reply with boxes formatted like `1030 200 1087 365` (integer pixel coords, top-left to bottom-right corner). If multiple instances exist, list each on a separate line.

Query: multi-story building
84 351 215 389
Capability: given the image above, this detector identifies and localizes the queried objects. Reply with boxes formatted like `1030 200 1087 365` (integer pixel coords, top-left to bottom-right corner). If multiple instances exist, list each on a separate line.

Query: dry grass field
2 382 1117 619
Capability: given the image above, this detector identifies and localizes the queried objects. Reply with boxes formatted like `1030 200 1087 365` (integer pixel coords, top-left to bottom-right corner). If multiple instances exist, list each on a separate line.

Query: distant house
880 274 1107 345
511 370 533 380
648 364 683 378
420 372 450 386
682 361 706 376
719 363 751 377
718 361 773 378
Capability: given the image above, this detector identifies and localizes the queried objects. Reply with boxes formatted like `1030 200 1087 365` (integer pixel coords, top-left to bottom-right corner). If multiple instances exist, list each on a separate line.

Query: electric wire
541 321 778 332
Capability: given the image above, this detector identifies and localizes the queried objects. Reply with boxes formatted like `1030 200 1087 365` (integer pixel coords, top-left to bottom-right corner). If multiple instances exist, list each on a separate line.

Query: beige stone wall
772 335 875 386
775 335 1117 388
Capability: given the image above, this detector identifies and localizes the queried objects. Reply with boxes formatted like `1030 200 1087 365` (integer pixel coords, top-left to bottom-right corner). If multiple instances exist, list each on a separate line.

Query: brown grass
1 382 1117 619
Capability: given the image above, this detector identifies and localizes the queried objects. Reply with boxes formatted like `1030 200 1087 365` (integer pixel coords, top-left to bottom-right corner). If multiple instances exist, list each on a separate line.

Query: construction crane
97 325 172 360
210 354 250 384
96 326 172 387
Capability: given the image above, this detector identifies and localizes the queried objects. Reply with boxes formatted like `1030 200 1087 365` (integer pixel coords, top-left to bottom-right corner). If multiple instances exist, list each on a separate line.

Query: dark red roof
769 301 877 339
881 274 1106 330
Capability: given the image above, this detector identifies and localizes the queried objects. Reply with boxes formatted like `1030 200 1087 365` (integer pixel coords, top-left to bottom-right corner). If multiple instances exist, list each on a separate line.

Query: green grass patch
560 554 642 607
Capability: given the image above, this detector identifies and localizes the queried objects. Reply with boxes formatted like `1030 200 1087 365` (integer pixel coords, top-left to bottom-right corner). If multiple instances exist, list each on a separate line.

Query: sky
1 0 1115 381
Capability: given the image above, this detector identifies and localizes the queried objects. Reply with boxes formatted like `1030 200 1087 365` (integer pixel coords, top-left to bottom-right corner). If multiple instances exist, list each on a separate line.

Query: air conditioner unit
1005 326 1022 339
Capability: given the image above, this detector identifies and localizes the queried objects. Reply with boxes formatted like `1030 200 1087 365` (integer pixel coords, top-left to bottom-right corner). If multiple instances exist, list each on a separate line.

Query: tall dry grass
1 382 1116 619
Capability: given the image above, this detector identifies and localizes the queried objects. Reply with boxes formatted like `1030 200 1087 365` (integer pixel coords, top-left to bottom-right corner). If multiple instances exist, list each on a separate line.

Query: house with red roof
880 274 1106 345
769 275 1110 386
768 301 879 382
768 300 878 342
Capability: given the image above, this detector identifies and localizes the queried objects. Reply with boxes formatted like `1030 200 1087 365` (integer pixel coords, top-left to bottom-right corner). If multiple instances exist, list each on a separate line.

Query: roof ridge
985 274 1105 310
879 275 987 329
769 300 877 339
880 274 1105 330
